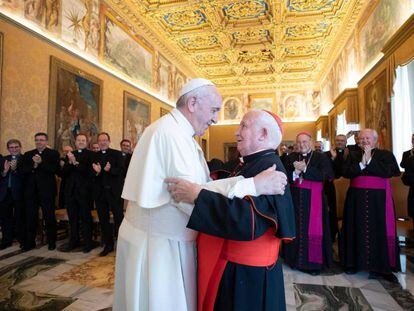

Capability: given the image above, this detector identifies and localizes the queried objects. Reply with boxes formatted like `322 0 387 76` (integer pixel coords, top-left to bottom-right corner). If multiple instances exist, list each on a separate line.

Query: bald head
235 110 282 156
176 84 222 136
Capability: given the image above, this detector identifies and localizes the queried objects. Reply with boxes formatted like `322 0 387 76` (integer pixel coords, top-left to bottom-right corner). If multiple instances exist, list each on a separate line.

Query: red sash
293 179 323 264
197 229 281 311
350 176 397 268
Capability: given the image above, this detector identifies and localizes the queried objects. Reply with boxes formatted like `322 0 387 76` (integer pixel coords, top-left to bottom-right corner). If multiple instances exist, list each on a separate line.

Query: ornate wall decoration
160 107 170 117
123 91 151 147
285 22 330 40
282 61 316 72
205 67 236 77
48 57 102 150
244 64 274 75
101 7 155 87
287 0 337 12
24 0 61 33
62 0 100 56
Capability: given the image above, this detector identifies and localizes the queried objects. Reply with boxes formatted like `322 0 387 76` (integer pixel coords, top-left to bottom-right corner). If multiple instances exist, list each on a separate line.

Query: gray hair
249 110 282 149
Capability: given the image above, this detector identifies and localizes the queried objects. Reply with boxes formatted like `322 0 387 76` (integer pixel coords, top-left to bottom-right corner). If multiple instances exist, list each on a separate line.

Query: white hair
248 109 282 149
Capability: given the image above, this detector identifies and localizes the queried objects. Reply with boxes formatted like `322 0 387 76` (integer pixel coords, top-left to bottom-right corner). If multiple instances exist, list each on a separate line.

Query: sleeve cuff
228 177 257 198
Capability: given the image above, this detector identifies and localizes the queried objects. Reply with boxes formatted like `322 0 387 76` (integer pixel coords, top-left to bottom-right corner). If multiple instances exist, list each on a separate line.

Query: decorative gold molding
382 13 414 58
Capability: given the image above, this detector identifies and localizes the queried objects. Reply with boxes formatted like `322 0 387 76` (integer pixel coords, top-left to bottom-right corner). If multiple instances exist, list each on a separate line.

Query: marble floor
1 223 414 310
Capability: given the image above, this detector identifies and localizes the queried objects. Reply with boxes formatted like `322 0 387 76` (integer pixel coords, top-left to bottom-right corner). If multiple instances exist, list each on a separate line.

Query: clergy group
0 78 413 311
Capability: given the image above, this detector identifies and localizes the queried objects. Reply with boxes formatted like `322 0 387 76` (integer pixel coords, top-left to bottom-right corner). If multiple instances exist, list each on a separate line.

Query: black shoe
345 268 357 275
83 245 92 253
48 243 56 250
22 243 36 252
62 242 79 252
99 246 113 257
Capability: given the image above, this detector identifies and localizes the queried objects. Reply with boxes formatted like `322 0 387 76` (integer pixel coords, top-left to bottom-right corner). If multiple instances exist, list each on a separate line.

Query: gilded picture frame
160 107 170 117
48 56 103 150
224 142 238 162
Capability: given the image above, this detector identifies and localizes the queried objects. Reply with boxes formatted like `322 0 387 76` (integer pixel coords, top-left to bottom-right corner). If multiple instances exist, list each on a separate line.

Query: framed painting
174 70 185 100
160 107 170 117
158 54 171 99
248 93 276 113
224 142 238 162
100 6 154 87
124 92 151 146
364 70 391 149
221 96 244 123
48 56 102 150
201 138 207 159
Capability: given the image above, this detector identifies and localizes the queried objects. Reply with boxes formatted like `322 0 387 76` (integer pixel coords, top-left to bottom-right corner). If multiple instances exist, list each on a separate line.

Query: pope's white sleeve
172 176 257 216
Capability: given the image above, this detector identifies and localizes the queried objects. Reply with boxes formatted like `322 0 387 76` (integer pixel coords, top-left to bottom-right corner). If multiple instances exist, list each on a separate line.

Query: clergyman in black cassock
21 133 60 250
402 151 414 228
283 132 334 273
93 133 124 256
339 129 401 280
323 134 347 242
61 135 95 252
168 110 296 311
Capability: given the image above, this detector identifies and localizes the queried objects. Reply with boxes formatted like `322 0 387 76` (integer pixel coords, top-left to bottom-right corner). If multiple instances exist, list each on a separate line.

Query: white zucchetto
178 78 215 98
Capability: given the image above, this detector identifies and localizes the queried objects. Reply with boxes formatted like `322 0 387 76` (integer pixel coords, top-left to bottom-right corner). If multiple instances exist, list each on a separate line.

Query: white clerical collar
170 108 195 137
77 149 83 153
101 150 107 154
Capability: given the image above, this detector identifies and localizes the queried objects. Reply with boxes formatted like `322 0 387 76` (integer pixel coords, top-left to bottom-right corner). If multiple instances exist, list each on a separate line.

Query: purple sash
350 176 396 268
294 179 323 264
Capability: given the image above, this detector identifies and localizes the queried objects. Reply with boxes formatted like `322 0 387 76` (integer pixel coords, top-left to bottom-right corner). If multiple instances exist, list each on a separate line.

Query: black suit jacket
61 149 95 199
401 150 413 169
0 154 24 201
93 148 124 197
121 153 132 178
324 149 346 179
21 148 60 196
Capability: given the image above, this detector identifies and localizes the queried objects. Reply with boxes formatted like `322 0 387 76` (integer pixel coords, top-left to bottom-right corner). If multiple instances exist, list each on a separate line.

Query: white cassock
113 109 256 311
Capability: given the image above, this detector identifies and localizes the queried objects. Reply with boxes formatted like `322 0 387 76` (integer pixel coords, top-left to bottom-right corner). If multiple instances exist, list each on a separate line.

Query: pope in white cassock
113 78 287 311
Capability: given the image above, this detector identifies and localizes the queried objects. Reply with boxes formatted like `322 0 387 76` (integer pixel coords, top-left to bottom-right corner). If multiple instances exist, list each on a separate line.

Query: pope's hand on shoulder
253 164 287 196
165 178 202 204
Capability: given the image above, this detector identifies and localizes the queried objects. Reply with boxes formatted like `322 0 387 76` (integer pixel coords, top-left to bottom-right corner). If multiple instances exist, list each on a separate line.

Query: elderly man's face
297 134 312 154
359 130 377 149
192 87 222 136
235 113 261 157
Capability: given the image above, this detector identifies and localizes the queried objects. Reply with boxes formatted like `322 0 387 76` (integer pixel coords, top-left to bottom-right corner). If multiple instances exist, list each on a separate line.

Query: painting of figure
364 70 390 149
359 0 413 73
102 9 154 86
24 0 61 32
62 0 100 55
124 92 151 146
158 55 170 100
223 97 242 121
48 57 102 150
175 71 185 100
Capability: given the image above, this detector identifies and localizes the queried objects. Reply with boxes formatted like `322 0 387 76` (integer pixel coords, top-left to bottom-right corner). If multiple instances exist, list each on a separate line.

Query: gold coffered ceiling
105 0 369 92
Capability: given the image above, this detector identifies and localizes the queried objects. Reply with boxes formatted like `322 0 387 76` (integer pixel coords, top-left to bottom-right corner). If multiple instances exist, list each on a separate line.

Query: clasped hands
165 164 288 204
293 160 306 176
92 162 111 173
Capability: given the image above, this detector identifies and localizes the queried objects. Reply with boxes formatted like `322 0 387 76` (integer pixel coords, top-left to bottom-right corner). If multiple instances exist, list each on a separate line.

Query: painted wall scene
49 57 101 150
0 0 190 102
123 92 151 146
